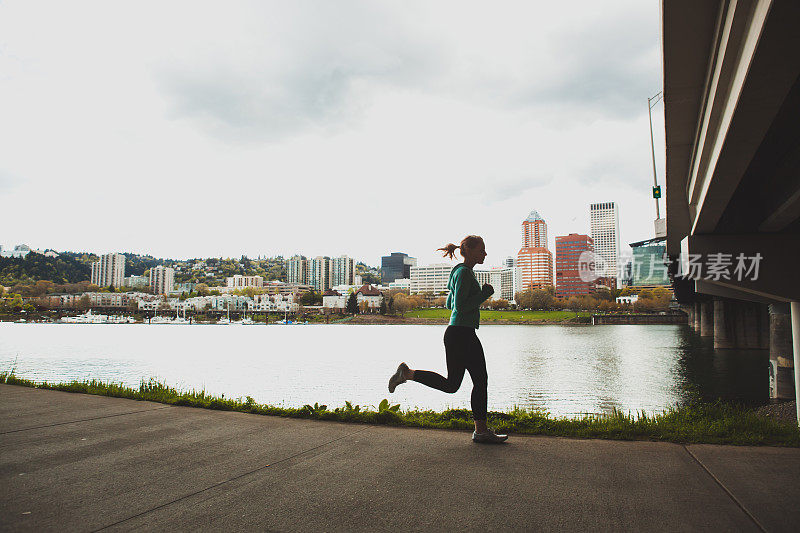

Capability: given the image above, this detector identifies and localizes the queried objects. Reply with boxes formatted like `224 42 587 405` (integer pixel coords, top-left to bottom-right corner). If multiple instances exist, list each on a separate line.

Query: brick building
555 234 595 297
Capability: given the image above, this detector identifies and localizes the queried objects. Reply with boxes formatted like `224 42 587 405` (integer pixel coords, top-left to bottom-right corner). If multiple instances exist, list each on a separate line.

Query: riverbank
341 309 593 325
2 372 797 446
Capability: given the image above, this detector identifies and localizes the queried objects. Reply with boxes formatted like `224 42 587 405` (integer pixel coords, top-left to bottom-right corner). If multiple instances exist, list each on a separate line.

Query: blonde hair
437 235 484 260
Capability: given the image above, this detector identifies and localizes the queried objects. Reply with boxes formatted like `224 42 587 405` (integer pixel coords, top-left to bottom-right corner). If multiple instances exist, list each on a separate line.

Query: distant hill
0 253 91 286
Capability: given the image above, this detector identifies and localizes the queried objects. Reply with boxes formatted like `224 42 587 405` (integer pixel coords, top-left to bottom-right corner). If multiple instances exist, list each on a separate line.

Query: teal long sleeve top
445 263 494 329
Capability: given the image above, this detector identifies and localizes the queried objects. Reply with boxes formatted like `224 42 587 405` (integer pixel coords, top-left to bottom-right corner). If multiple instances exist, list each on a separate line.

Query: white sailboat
173 305 190 325
217 304 230 325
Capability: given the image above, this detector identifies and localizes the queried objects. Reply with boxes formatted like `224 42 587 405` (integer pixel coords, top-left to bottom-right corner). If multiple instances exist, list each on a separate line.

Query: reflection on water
0 323 768 418
674 327 768 406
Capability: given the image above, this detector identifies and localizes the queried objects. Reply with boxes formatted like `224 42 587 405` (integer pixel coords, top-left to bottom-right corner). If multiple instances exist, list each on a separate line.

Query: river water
0 323 768 417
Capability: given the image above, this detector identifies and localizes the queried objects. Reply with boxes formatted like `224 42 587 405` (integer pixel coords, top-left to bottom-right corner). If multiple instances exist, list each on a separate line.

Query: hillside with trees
0 253 91 286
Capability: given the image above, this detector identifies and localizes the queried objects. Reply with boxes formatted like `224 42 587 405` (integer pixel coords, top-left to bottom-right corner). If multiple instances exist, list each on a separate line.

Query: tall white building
309 256 331 292
330 255 355 286
287 256 309 285
410 264 454 295
91 253 126 288
590 202 621 288
474 267 518 301
150 265 175 295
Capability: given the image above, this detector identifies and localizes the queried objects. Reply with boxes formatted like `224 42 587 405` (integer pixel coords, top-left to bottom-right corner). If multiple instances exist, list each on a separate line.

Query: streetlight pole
648 91 663 219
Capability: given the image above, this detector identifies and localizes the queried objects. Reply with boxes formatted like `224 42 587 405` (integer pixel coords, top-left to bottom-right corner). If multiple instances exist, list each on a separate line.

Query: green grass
407 308 591 321
2 372 797 446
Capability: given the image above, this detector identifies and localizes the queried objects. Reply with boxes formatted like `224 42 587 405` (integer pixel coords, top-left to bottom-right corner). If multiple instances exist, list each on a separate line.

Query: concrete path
2 384 799 532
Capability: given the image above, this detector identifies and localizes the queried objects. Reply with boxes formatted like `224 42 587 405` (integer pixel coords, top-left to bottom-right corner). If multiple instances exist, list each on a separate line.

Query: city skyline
0 199 639 272
0 1 666 268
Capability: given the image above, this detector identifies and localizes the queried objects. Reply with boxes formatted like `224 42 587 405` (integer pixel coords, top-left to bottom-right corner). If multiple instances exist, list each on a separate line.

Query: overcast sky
0 0 666 268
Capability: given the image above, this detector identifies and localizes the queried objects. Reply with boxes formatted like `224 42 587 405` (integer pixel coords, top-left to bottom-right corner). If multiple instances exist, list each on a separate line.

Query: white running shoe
472 429 508 444
388 362 409 393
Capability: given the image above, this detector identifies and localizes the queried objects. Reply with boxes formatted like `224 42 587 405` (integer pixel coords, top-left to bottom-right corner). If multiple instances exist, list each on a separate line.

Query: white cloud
0 0 666 266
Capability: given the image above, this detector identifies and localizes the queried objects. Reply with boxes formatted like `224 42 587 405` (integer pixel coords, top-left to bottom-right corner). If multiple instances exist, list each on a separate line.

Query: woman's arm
453 268 494 312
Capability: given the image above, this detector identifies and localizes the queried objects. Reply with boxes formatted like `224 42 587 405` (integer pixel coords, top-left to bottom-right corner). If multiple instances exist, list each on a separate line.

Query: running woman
388 235 508 443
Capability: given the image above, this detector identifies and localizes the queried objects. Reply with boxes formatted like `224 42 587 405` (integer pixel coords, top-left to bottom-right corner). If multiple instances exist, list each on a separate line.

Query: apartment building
149 265 175 295
287 256 309 285
91 253 126 288
474 266 518 301
226 275 264 288
331 255 356 286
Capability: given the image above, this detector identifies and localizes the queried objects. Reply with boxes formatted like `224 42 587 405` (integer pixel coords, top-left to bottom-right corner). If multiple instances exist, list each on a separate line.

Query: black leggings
412 325 488 421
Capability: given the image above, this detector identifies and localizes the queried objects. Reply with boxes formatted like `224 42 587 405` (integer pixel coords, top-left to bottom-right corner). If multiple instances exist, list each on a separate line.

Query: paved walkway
2 384 799 532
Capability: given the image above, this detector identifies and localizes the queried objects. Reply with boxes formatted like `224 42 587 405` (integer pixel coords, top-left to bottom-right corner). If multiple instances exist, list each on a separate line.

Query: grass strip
406 309 591 321
2 372 797 447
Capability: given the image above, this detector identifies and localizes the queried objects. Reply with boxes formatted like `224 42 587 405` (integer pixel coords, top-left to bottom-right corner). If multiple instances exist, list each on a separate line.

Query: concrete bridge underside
662 1 800 419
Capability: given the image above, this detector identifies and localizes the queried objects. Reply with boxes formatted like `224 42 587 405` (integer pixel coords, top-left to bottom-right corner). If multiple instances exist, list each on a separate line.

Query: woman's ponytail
437 243 459 259
437 235 484 260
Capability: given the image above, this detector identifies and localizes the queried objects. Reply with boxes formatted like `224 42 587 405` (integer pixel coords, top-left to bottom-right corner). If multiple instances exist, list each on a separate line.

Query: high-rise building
474 267 517 301
91 253 126 288
287 256 309 285
410 264 454 295
516 210 553 290
309 256 331 292
331 255 356 286
555 234 595 297
150 265 175 295
503 256 515 268
590 202 621 289
381 252 417 284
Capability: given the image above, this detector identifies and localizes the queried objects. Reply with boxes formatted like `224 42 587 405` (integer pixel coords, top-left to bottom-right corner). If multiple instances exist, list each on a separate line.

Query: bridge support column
769 304 795 400
737 302 770 350
700 300 714 337
714 298 735 349
714 298 769 350
792 302 800 426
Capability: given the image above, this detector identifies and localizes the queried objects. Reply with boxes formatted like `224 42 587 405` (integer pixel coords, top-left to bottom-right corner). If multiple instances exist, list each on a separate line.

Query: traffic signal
652 185 661 199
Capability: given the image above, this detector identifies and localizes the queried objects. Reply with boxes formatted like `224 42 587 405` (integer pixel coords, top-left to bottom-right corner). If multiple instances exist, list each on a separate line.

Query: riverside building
410 264 454 295
124 275 149 289
309 256 331 292
331 255 356 286
226 275 264 288
555 234 595 297
474 267 517 301
287 256 309 285
381 252 417 284
91 253 126 288
590 202 621 289
628 237 670 289
149 265 175 295
517 210 554 290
